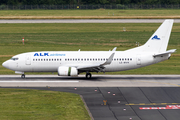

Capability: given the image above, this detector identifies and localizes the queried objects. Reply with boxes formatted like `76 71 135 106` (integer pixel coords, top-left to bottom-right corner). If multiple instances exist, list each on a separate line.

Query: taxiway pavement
1 75 180 120
7 87 180 120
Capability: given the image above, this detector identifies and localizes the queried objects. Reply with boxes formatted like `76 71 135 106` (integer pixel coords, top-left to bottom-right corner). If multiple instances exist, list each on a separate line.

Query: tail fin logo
152 35 160 40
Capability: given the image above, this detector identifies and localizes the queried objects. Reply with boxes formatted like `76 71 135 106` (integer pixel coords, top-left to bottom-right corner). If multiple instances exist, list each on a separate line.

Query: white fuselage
3 51 168 73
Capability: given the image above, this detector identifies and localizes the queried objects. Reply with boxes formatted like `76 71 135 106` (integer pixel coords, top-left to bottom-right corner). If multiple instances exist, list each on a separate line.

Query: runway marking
140 105 180 110
126 103 180 105
110 80 180 87
135 80 180 87
0 81 79 83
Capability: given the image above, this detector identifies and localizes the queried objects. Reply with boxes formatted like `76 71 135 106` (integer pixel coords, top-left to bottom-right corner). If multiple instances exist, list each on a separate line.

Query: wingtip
112 47 117 51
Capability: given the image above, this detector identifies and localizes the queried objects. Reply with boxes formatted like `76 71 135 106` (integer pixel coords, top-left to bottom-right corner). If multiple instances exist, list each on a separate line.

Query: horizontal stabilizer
153 49 176 57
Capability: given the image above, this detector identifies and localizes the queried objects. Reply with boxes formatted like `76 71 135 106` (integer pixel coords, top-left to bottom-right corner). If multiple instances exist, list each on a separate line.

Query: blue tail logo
152 35 160 40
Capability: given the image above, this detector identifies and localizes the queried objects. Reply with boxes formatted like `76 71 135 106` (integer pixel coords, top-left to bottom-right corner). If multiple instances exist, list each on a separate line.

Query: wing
77 47 116 72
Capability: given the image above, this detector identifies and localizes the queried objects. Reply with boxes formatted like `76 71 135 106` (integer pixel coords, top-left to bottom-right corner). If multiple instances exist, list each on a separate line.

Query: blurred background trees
1 0 180 5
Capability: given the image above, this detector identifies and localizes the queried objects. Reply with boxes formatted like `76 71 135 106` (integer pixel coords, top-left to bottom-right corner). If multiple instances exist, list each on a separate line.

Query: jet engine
58 66 78 76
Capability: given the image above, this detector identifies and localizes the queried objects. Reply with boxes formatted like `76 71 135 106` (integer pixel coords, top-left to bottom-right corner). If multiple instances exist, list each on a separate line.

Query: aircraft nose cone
2 61 9 69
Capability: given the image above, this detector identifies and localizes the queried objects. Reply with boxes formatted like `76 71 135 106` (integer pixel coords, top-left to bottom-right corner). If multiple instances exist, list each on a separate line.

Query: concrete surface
0 75 180 87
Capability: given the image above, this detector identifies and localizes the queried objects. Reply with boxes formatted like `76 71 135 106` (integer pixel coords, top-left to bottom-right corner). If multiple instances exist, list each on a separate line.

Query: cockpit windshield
10 58 19 61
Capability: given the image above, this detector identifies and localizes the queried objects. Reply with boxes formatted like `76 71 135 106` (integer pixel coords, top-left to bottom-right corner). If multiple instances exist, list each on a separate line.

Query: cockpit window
10 58 18 61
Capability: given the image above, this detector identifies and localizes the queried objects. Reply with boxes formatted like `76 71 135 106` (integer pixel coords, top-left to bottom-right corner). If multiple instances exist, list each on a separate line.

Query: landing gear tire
21 74 25 79
86 73 92 79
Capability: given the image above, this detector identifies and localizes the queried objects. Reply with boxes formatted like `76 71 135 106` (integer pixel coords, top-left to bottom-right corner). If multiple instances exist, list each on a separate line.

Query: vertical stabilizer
126 19 174 53
143 19 174 53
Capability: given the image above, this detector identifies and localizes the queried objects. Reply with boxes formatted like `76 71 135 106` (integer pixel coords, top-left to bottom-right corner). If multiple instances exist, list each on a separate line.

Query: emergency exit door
25 55 31 65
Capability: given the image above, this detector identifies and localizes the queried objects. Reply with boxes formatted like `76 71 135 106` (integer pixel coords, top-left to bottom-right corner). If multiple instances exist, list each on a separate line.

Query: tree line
0 0 180 5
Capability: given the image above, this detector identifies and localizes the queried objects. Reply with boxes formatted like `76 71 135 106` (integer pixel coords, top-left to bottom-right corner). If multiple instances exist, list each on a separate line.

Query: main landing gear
86 73 92 79
21 74 25 79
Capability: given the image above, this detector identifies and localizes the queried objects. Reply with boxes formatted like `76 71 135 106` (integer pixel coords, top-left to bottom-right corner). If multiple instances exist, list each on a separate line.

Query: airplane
2 19 176 79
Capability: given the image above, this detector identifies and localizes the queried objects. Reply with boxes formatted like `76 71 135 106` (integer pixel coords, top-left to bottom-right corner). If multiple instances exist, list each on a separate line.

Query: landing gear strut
86 73 92 79
21 74 25 79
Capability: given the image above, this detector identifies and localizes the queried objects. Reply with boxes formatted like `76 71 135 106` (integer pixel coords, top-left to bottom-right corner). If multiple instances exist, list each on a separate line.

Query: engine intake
58 66 78 76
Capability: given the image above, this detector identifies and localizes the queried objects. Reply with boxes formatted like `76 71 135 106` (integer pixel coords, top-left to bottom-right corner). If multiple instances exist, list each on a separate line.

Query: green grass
0 9 180 16
0 88 90 120
0 23 179 74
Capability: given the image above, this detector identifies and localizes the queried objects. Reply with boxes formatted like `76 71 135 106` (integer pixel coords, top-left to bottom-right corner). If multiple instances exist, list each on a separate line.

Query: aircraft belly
153 54 169 64
32 66 57 72
105 61 136 72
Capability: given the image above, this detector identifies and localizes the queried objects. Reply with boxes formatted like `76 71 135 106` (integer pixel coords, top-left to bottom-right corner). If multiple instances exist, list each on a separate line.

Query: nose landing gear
21 74 25 79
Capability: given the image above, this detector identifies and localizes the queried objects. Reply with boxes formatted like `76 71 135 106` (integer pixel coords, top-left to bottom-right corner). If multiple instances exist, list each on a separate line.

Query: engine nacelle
58 66 78 76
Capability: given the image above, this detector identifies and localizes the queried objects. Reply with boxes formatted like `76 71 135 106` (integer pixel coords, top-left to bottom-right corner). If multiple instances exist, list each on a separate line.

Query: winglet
101 53 115 66
112 47 117 51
